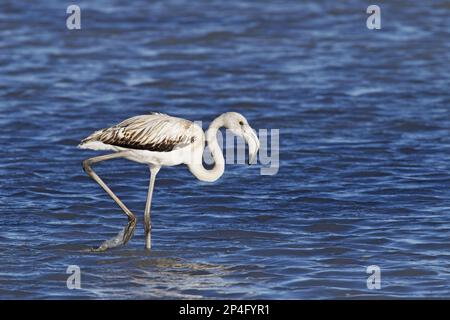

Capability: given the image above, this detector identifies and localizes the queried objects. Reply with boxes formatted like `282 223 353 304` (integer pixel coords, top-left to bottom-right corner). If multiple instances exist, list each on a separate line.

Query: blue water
1 0 450 299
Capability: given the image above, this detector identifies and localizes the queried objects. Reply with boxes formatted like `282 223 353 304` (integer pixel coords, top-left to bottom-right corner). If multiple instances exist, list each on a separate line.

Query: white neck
188 115 225 182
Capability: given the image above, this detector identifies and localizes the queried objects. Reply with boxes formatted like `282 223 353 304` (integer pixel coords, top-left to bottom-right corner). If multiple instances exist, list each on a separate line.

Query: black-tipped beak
243 124 260 166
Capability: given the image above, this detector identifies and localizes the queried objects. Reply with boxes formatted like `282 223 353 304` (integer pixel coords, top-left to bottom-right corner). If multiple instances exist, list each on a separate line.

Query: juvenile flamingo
79 112 260 252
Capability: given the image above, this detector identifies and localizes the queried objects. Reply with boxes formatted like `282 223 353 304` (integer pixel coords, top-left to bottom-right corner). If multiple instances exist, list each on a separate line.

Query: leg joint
82 159 93 173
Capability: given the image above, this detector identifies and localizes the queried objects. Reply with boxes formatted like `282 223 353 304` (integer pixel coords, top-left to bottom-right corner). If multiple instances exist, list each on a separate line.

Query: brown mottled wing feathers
83 113 195 152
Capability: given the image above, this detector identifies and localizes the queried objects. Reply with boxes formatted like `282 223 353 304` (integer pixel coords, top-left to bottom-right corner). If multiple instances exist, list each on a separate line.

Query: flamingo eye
239 121 244 126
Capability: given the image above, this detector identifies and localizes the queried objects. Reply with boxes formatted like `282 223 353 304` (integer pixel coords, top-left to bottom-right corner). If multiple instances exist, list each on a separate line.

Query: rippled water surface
1 0 450 299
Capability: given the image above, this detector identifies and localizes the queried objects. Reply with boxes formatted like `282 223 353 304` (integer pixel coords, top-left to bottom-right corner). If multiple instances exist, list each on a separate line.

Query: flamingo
79 112 260 252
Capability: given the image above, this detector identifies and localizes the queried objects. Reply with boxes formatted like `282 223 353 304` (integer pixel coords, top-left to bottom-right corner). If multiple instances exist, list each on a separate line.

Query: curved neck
188 116 225 182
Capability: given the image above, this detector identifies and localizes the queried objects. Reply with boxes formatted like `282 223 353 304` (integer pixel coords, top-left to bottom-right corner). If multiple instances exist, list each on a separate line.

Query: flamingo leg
82 151 137 252
144 166 160 250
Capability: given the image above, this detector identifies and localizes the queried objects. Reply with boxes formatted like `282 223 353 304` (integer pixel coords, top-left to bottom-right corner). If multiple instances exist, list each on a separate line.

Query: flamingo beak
243 125 260 165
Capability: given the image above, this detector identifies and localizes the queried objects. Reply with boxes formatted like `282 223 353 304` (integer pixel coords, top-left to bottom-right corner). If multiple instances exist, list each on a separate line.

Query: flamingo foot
90 218 136 252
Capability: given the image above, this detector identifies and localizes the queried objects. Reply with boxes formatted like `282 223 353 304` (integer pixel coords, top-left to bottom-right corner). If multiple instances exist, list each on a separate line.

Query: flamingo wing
80 113 197 152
